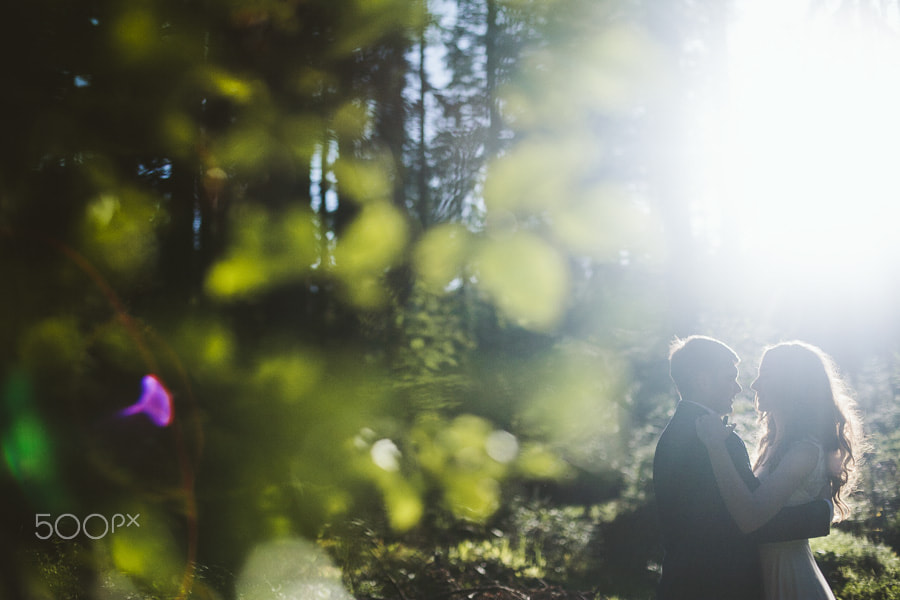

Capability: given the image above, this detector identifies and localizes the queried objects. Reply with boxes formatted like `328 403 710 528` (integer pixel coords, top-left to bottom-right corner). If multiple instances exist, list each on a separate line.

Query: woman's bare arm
697 415 819 533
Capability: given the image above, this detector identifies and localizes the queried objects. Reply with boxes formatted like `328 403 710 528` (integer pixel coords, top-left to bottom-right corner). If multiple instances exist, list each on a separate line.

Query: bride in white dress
696 341 862 600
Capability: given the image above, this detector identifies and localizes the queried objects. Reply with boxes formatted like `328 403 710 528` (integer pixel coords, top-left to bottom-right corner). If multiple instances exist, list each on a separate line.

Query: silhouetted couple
653 336 862 599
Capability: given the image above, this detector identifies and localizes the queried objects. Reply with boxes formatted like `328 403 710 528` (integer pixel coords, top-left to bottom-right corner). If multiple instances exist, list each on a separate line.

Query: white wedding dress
757 440 835 600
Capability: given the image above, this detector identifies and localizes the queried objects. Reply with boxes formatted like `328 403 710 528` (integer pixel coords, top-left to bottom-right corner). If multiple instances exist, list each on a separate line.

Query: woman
696 341 862 600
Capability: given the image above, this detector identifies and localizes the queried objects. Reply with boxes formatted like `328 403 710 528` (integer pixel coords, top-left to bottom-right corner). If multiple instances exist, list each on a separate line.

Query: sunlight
698 0 900 286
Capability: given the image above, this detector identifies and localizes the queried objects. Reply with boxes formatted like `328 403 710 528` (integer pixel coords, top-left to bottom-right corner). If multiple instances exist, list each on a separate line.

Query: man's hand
695 414 733 448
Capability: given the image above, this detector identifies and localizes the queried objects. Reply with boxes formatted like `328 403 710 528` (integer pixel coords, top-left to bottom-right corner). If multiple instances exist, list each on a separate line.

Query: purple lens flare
118 374 173 427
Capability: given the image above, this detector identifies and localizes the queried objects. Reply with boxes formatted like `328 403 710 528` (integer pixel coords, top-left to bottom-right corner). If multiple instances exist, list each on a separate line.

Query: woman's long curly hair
752 341 864 521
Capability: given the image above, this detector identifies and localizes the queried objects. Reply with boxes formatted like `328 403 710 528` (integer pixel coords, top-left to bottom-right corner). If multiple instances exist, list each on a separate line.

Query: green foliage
321 492 660 600
812 530 900 600
321 518 570 600
845 355 900 552
451 535 547 579
501 500 595 580
4 0 900 598
204 205 319 300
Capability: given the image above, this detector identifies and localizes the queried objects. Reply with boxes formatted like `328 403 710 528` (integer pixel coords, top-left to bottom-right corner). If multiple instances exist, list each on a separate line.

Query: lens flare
119 375 173 427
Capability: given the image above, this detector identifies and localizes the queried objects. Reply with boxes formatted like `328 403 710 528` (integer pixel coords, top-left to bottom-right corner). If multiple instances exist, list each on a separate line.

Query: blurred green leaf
80 190 161 282
112 6 161 63
333 155 392 204
331 202 408 307
254 351 324 403
475 232 569 331
206 205 319 300
109 506 184 596
413 223 472 292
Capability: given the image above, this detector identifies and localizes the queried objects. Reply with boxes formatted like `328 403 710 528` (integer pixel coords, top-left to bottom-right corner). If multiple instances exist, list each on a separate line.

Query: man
653 335 831 599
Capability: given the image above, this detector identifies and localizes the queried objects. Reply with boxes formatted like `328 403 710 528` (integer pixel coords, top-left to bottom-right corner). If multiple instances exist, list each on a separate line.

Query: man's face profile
695 361 742 415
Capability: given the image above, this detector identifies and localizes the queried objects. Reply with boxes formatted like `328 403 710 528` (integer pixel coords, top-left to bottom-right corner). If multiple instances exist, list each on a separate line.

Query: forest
2 0 900 598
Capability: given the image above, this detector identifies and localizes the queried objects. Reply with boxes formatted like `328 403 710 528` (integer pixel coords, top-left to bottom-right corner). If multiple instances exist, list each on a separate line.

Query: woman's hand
695 414 732 448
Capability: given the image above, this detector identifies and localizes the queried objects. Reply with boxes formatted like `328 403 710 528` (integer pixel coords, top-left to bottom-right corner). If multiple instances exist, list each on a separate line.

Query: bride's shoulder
792 437 822 451
780 439 821 472
793 438 828 465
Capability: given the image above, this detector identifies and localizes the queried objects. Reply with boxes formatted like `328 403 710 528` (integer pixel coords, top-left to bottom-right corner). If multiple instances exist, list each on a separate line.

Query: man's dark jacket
653 401 831 600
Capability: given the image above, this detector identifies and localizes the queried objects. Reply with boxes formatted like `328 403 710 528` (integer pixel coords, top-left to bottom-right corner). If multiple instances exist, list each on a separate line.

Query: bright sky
692 0 900 293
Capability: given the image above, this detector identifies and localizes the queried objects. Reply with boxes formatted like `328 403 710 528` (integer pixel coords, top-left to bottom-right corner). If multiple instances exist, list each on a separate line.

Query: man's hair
668 335 739 398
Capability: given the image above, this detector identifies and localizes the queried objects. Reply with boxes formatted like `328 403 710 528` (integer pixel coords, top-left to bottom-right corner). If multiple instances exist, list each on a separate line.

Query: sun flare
696 0 900 288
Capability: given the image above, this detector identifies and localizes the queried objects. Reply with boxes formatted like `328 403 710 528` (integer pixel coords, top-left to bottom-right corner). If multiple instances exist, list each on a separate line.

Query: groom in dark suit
653 335 831 600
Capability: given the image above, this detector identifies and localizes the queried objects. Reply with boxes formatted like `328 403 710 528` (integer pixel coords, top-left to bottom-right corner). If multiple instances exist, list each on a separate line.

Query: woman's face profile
752 345 826 417
751 359 780 414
